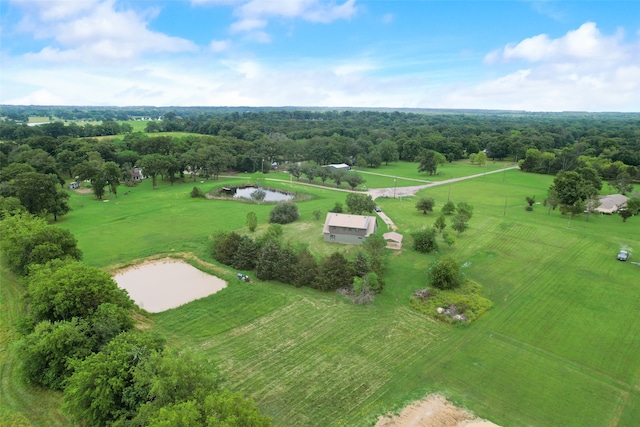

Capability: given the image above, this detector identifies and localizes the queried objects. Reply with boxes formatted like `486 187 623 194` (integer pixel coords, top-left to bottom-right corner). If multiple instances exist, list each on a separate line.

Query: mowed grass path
33 165 640 426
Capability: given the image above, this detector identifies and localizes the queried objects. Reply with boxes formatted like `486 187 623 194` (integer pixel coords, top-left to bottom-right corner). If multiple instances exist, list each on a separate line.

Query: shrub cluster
211 228 385 293
410 280 492 324
269 202 299 224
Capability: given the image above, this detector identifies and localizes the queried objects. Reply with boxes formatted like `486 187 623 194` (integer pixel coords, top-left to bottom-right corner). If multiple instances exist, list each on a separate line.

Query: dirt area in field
71 187 93 195
112 258 227 313
375 394 499 427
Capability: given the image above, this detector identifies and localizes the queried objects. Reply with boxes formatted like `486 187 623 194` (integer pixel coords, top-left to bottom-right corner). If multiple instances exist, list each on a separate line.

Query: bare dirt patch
375 394 499 427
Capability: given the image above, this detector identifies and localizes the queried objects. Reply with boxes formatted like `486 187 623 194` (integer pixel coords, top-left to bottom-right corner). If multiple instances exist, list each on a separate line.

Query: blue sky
1 0 639 111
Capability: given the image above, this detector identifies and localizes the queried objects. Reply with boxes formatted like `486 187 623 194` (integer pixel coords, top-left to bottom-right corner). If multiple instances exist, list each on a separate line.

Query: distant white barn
325 163 351 171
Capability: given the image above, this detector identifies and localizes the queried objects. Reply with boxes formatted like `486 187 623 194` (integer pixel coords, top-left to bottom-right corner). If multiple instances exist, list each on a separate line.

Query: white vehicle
617 250 630 261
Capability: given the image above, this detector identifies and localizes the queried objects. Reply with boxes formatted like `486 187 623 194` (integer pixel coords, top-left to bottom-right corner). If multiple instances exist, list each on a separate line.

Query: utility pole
393 177 397 198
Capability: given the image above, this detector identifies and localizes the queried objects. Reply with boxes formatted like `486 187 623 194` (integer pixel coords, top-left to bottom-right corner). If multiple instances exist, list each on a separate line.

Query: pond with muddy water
113 259 227 313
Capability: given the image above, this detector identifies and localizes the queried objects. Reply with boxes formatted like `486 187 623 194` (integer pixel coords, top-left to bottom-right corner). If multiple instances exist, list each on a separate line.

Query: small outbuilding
383 231 404 250
323 213 377 245
68 181 80 189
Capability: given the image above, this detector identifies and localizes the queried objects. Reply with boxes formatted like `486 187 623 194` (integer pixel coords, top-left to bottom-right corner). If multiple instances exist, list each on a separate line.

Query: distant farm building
323 213 377 245
68 181 80 189
131 167 144 181
325 163 351 172
596 194 628 214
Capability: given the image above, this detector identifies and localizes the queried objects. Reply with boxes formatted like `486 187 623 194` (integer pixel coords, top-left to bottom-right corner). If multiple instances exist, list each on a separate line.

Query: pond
113 259 227 313
233 186 294 202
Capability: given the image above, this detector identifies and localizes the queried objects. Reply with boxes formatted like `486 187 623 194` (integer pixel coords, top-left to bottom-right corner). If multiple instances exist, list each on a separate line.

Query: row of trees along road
0 212 273 426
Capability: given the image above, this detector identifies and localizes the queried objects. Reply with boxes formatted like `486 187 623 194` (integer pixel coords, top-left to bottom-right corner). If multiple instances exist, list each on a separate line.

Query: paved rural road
367 165 518 231
366 166 519 200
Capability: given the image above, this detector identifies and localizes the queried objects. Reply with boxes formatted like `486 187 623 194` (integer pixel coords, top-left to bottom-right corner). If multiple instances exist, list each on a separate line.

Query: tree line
0 213 273 426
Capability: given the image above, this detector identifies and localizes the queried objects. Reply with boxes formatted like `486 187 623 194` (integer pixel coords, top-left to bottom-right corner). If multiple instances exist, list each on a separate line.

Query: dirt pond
375 394 500 427
113 259 227 313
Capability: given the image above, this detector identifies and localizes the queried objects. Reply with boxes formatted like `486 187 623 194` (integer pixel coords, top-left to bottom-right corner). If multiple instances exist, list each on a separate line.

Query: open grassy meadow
2 162 639 426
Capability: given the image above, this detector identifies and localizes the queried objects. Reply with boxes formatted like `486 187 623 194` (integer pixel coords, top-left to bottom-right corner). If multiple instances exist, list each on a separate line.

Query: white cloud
230 18 267 33
195 0 357 40
210 39 231 52
443 23 640 111
12 0 197 63
487 22 628 64
332 61 377 76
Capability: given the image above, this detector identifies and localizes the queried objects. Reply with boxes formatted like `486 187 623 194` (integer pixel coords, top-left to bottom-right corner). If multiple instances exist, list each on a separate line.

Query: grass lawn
3 162 640 426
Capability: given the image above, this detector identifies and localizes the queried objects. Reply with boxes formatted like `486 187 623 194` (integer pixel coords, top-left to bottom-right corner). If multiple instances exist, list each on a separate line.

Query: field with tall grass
2 161 639 426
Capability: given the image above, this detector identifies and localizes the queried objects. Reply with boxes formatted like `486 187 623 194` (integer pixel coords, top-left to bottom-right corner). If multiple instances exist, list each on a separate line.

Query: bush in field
441 201 456 215
269 202 299 224
211 231 242 265
246 211 258 232
430 255 461 290
412 228 439 253
416 197 435 215
330 202 344 213
410 280 492 324
190 187 205 198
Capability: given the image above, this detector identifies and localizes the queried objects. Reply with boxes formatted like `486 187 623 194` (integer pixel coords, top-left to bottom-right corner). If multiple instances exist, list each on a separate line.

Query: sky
1 0 639 112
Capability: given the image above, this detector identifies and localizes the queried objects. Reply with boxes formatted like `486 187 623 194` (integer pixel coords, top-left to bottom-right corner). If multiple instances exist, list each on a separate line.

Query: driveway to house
366 166 518 200
368 166 518 231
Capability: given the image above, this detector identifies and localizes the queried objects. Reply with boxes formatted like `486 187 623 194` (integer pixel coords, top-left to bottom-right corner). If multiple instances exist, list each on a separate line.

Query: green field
2 163 639 426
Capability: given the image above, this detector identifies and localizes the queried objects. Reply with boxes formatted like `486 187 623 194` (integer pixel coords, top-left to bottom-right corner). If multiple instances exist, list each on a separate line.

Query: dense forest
1 106 638 216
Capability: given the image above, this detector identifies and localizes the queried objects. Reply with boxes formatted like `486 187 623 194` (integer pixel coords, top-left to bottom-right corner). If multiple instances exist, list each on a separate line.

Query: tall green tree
416 197 435 215
292 247 318 288
362 233 388 275
26 261 133 324
102 161 121 197
63 331 166 427
13 172 60 216
451 214 470 234
316 252 354 291
345 172 365 190
138 154 173 189
379 140 399 165
417 149 445 175
550 170 593 219
345 193 376 215
0 214 82 275
246 211 258 232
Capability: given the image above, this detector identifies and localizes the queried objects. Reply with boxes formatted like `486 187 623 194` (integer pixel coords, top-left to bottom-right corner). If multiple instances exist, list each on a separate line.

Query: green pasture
268 160 515 190
3 162 640 426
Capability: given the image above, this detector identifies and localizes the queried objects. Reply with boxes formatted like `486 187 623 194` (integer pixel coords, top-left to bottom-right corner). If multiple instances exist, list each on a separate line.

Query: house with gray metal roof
323 213 377 245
